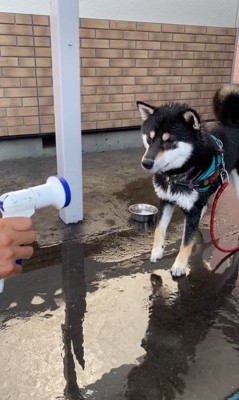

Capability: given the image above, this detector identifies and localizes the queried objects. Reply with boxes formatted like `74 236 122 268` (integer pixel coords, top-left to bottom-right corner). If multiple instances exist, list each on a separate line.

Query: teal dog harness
168 135 227 192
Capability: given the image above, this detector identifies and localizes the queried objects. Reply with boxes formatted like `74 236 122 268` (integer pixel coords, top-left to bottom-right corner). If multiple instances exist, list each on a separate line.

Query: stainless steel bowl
128 203 158 223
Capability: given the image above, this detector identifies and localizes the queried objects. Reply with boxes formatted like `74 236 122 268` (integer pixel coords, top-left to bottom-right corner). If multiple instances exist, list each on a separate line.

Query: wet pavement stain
61 241 86 400
0 229 239 400
113 177 158 208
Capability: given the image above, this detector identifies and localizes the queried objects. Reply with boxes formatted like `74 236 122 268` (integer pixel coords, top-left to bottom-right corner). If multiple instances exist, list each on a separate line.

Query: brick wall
0 13 53 136
233 32 239 83
0 13 236 136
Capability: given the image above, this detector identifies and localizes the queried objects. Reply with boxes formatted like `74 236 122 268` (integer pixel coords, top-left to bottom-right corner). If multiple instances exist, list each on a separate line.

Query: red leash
210 181 239 252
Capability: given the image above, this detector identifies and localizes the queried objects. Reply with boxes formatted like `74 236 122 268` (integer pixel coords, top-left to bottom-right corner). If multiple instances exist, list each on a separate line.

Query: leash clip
220 169 229 184
220 153 230 184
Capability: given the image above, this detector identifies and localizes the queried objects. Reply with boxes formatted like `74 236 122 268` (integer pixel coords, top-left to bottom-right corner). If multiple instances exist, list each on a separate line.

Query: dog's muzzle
141 158 154 170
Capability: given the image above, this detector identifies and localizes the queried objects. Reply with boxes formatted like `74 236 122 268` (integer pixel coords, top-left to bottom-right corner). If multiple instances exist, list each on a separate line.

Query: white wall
1 0 239 28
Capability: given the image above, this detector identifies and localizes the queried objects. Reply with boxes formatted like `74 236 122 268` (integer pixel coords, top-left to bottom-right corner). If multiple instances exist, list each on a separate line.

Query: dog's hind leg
229 168 239 199
170 208 202 277
150 200 174 262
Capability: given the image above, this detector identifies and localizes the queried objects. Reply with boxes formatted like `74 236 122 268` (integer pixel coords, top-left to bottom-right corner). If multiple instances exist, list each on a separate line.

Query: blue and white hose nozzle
0 176 71 293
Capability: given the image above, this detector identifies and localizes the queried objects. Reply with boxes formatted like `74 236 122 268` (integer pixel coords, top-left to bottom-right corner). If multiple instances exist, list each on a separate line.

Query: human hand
0 217 36 279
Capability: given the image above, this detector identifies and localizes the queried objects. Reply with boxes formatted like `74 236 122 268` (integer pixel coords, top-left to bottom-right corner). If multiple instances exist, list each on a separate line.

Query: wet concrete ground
0 149 239 400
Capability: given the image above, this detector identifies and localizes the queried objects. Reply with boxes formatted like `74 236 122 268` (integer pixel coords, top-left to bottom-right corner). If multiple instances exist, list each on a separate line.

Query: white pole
50 0 83 223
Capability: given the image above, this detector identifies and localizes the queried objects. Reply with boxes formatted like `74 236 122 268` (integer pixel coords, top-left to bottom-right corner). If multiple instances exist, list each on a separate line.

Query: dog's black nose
142 158 154 170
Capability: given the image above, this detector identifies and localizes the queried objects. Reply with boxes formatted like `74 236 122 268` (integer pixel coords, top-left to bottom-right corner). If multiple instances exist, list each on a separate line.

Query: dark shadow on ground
0 262 62 327
125 247 239 400
82 244 239 400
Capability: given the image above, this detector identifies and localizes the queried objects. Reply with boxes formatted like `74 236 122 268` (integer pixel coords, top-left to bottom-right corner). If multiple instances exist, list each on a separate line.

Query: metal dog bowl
128 203 158 223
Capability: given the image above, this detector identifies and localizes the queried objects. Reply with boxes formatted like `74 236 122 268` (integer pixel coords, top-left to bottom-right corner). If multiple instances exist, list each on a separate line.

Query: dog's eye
147 136 153 145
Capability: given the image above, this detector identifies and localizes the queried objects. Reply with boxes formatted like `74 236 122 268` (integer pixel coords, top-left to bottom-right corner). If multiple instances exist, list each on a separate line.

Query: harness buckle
215 138 223 150
188 181 196 189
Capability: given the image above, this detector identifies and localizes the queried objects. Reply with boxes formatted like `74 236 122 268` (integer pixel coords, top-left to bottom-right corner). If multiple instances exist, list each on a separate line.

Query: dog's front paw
170 262 187 278
150 246 164 263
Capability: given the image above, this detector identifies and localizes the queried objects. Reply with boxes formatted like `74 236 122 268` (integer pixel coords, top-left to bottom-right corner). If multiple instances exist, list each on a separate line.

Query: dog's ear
137 101 156 121
182 108 201 131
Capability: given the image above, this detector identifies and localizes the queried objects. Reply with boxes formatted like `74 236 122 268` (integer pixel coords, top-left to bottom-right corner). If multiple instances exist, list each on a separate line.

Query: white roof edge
0 0 239 28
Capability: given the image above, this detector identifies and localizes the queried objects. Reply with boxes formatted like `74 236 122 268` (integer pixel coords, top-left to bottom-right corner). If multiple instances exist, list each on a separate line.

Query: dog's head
137 101 201 174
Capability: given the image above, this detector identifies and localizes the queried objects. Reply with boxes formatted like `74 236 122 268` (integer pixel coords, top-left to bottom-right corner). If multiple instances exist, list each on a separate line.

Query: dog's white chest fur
153 180 199 211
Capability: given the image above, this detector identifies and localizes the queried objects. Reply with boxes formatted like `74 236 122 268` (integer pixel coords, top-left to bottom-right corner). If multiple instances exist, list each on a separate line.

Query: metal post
50 0 83 223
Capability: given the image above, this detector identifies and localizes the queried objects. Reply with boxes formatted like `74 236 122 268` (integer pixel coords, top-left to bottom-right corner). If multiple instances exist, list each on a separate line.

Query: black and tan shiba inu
137 84 239 277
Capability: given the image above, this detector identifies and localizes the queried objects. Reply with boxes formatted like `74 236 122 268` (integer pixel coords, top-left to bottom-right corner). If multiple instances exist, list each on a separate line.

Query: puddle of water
0 232 239 400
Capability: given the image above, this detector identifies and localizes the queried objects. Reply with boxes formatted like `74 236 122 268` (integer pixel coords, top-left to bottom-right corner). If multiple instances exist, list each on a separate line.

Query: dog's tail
213 84 239 126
